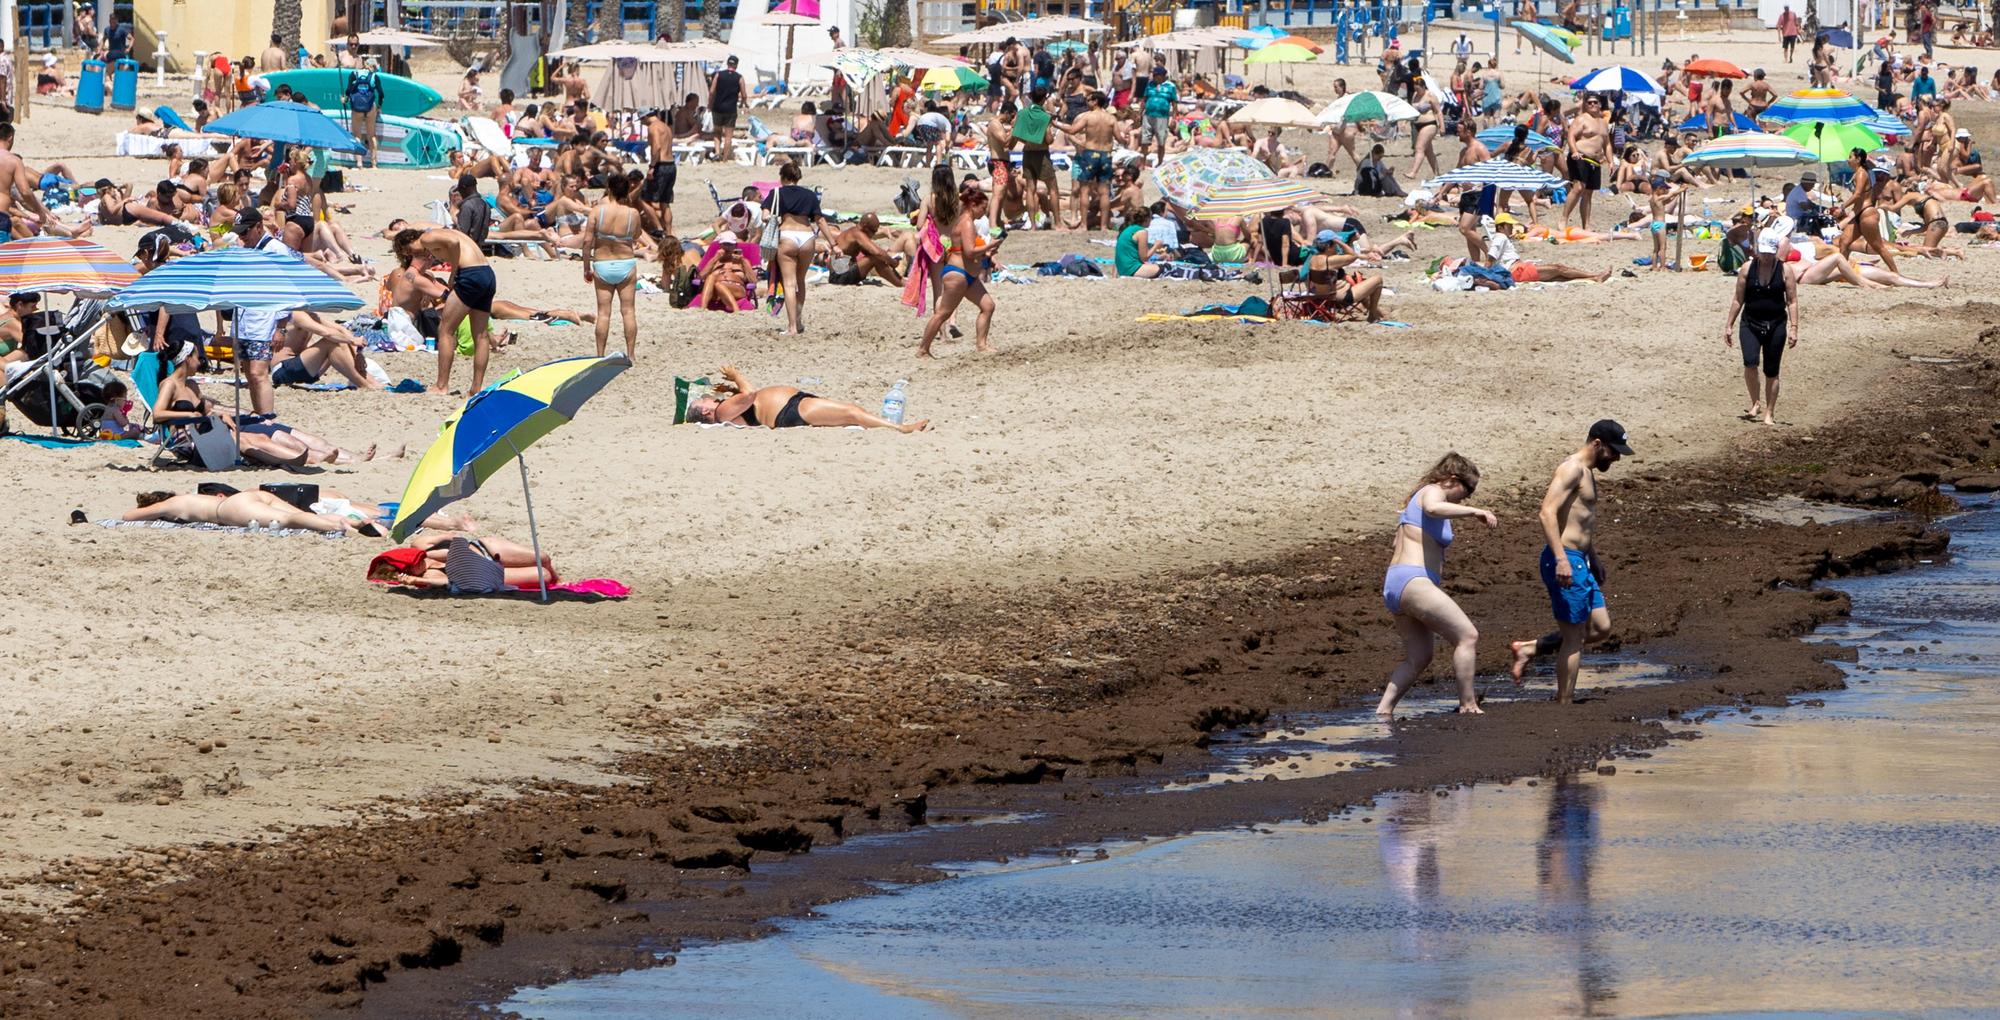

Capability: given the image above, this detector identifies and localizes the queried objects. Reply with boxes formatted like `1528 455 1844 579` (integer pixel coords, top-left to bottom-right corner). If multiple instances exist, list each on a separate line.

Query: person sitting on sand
698 243 753 312
1376 453 1497 718
686 364 932 433
367 532 556 589
826 213 906 287
120 490 378 536
267 309 383 391
150 337 395 467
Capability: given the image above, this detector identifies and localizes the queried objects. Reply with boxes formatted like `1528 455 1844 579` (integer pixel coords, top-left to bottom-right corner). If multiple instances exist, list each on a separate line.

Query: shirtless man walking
393 227 497 396
1055 90 1119 231
641 108 675 238
1562 94 1611 229
1507 420 1634 703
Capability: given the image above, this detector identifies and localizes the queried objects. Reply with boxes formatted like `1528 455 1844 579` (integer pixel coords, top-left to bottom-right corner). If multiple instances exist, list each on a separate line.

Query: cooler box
110 58 139 110
75 59 106 113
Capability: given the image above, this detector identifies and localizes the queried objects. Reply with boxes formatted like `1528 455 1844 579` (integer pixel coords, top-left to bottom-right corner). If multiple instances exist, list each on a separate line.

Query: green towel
674 376 712 424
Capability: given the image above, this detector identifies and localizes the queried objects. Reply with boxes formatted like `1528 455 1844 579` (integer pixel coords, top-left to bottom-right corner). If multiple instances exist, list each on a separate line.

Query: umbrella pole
232 314 243 464
1674 190 1685 270
513 447 549 602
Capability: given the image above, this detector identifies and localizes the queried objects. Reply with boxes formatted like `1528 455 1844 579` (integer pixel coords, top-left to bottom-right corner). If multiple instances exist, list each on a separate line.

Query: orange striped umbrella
1271 35 1326 53
0 236 141 297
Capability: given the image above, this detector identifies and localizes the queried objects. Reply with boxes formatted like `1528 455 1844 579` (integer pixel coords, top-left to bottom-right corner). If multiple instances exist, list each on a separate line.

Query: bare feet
897 418 932 434
1594 268 1612 283
1457 700 1485 714
1508 640 1534 683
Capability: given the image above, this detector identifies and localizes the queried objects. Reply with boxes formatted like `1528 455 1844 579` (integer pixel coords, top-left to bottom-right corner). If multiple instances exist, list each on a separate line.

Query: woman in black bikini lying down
120 490 377 535
684 364 931 433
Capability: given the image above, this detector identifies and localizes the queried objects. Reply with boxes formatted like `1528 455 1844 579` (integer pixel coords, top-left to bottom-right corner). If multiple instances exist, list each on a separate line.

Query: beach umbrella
918 65 989 93
770 0 819 14
355 28 446 49
1044 39 1088 56
1511 21 1579 65
1684 132 1816 168
1190 178 1317 219
1228 97 1320 129
1270 35 1326 53
1422 157 1565 191
1476 124 1556 150
1821 27 1855 48
551 41 680 62
1235 24 1290 48
1676 111 1761 134
1862 110 1909 140
1028 15 1111 32
108 246 363 462
1152 148 1275 208
0 236 140 437
1683 57 1746 78
1760 88 1876 126
0 237 139 297
1570 65 1662 94
1244 43 1318 65
204 100 366 154
389 354 632 600
1783 120 1886 161
1318 90 1419 124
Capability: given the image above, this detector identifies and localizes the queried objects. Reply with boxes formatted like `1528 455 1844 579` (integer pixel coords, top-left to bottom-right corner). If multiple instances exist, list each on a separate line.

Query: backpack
346 70 378 114
892 177 922 216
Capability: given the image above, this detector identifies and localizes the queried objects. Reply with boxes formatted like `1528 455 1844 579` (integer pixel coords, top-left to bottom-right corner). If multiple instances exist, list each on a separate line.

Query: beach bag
444 537 509 594
892 177 922 216
758 208 781 255
346 70 378 114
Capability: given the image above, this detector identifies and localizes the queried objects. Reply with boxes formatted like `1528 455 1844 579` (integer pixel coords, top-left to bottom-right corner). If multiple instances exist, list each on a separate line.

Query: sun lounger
762 144 818 166
878 145 927 167
950 147 988 171
672 141 716 164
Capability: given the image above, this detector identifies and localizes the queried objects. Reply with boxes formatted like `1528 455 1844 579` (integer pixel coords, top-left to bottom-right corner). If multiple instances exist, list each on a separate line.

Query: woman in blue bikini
918 174 1002 358
582 172 642 358
1376 452 1497 718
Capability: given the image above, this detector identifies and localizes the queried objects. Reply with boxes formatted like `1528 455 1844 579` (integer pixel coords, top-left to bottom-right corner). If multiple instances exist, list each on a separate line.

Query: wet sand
0 28 1997 1017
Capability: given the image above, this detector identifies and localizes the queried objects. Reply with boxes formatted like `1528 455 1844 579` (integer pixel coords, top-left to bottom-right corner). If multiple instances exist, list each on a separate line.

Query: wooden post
1673 190 1685 269
14 27 27 123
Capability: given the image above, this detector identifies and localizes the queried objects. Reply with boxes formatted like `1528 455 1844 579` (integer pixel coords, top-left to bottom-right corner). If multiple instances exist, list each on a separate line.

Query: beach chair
128 350 236 469
1276 290 1368 323
878 145 927 168
950 147 988 171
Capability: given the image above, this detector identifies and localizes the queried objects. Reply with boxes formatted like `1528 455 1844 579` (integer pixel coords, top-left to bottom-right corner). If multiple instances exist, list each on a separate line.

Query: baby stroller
2 298 114 439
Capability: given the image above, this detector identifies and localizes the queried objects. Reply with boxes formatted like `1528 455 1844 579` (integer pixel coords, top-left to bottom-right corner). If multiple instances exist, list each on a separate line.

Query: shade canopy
1191 178 1318 219
1319 91 1420 124
1761 88 1876 126
1783 120 1886 161
1475 124 1556 150
1512 21 1579 64
1228 97 1320 129
354 28 445 48
1152 149 1276 208
1683 132 1818 168
1570 65 1662 94
1683 57 1746 78
1245 43 1318 65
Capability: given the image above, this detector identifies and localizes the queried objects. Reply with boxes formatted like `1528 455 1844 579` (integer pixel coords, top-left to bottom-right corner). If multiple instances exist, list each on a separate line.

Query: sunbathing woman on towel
685 364 932 433
122 490 374 535
367 533 555 589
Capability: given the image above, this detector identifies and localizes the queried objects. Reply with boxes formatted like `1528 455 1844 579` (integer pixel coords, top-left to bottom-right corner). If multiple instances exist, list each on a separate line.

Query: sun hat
1755 230 1780 254
1956 128 1971 139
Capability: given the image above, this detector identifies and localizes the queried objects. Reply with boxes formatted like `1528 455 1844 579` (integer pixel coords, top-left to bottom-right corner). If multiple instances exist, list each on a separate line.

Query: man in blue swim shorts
1508 419 1634 703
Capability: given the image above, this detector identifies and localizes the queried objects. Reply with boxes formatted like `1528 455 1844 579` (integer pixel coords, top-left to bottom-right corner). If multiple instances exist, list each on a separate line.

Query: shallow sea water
504 496 2000 1019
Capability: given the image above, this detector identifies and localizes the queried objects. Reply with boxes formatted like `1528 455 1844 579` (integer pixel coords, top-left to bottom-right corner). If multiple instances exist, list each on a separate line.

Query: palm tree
597 0 623 40
701 0 722 42
663 0 687 41
274 0 304 49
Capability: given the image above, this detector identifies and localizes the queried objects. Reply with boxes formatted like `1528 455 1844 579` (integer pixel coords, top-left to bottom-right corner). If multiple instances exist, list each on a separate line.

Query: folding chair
1277 290 1367 323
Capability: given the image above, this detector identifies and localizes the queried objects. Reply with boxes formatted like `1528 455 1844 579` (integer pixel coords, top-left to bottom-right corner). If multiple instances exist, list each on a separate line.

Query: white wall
729 0 856 84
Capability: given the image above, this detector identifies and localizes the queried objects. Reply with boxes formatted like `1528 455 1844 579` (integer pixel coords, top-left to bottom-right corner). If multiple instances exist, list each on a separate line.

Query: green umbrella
1783 120 1885 162
918 65 989 93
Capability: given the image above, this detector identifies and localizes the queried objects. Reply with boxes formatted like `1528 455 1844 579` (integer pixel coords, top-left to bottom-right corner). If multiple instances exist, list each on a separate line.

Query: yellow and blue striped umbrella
0 237 139 297
390 353 631 596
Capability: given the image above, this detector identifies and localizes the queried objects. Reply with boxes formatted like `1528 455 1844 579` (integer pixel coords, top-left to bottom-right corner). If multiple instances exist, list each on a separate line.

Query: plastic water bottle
882 379 908 425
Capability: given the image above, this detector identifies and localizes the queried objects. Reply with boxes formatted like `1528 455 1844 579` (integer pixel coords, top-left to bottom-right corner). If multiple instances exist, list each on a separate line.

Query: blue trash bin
1601 5 1632 37
110 58 140 111
75 59 106 113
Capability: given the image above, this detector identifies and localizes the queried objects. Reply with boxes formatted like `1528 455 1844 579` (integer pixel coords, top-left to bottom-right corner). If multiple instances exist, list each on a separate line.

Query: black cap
726 55 738 66
1589 419 1634 455
231 207 263 233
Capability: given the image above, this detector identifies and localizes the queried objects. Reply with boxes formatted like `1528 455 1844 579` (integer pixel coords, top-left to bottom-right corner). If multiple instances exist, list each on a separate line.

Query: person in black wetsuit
1722 230 1798 426
684 365 931 433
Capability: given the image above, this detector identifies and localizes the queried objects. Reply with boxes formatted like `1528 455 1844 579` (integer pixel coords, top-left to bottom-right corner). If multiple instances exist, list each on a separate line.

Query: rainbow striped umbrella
1760 88 1876 126
0 237 139 297
1190 178 1317 219
1683 132 1817 169
1153 148 1275 208
1244 43 1319 65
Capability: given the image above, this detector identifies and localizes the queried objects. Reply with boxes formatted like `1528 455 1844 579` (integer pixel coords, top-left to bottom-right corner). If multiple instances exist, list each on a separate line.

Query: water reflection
1535 778 1617 1018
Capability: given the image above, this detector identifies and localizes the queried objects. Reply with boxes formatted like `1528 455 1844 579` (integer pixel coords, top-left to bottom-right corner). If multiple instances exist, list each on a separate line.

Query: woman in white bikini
762 160 835 336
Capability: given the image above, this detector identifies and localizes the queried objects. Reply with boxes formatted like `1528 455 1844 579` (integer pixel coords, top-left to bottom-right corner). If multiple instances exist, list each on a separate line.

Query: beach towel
371 576 630 599
4 435 142 449
95 519 344 539
899 218 946 315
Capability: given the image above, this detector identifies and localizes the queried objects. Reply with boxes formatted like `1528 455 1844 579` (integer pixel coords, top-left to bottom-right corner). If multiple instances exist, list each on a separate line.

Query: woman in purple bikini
1376 453 1497 718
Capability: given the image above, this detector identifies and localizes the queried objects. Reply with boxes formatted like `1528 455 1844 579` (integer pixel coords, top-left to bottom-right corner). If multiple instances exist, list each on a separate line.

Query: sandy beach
0 24 1996 1015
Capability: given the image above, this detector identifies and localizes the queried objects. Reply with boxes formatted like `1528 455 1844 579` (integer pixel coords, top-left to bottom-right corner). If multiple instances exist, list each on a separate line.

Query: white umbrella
1318 90 1420 124
355 29 445 49
552 41 682 62
1229 97 1321 129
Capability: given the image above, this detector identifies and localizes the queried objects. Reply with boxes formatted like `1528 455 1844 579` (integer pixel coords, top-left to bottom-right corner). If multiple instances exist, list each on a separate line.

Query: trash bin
75 59 106 113
1601 5 1632 37
110 58 140 111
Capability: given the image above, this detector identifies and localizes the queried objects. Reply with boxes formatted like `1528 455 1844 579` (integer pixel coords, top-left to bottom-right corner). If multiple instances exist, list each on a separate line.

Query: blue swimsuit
1382 490 1453 615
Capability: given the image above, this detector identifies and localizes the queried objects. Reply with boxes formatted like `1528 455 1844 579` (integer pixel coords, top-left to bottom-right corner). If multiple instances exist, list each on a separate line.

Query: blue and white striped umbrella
1570 65 1662 94
1863 110 1910 138
1422 158 1566 192
107 245 364 313
1476 124 1556 151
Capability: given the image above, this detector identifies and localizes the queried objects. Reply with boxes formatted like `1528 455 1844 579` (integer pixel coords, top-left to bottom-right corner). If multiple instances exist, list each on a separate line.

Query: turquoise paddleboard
264 68 442 118
322 111 461 169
